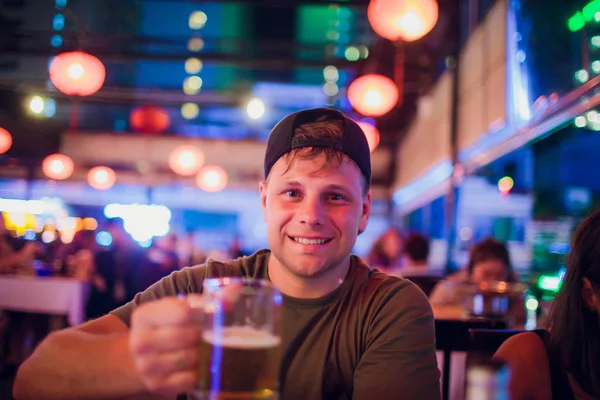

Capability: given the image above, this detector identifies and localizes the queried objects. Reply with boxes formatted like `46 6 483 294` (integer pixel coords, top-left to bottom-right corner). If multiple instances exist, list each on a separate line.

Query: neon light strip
463 86 600 173
392 161 452 207
394 88 600 213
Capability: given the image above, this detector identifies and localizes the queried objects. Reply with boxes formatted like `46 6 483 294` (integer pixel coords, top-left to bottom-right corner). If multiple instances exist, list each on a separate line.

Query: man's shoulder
109 249 271 326
217 249 271 278
182 248 271 283
351 255 432 311
147 248 270 296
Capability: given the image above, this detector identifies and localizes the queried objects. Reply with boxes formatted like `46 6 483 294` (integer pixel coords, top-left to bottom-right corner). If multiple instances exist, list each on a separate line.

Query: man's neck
267 254 350 299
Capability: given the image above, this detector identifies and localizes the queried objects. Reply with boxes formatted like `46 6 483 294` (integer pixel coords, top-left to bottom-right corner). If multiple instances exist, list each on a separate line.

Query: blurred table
0 275 90 326
432 305 464 320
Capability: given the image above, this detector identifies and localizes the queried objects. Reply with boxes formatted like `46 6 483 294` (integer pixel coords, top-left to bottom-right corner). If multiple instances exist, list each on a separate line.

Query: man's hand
129 295 204 398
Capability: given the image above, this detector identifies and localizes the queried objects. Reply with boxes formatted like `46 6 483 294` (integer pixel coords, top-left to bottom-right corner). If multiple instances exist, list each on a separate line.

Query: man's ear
582 277 598 312
358 190 371 235
259 181 268 222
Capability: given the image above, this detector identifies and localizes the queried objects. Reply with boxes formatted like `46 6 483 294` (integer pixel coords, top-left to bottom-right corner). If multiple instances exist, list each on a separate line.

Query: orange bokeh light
348 74 399 117
168 145 205 176
196 165 228 192
368 0 439 42
130 105 170 134
356 121 380 152
88 166 116 190
42 154 74 180
49 51 105 96
0 128 13 154
498 176 514 194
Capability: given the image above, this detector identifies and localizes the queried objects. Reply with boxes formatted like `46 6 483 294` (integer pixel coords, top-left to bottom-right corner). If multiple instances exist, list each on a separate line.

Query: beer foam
203 326 281 349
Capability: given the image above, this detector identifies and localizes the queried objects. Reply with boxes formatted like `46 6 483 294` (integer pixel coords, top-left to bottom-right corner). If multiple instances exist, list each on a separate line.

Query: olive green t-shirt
110 249 440 400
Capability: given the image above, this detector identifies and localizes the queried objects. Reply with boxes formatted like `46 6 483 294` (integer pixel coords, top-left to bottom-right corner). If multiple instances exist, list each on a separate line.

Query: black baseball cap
263 108 371 186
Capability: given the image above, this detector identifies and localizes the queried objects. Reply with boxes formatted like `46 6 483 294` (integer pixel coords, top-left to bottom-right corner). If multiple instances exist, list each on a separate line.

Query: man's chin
286 261 331 279
271 250 344 279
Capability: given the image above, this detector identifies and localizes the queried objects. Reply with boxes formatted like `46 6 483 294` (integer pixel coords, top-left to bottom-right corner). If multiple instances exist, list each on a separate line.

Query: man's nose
298 196 324 227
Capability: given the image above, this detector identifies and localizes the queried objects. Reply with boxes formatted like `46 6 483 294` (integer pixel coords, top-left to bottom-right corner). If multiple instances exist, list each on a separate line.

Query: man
14 108 440 400
399 232 436 277
397 232 444 297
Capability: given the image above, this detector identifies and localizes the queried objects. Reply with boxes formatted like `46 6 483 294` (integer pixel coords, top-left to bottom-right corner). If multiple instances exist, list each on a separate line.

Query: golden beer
197 326 281 400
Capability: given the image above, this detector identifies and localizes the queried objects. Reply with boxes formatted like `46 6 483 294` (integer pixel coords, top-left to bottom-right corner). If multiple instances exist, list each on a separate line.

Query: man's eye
330 194 344 201
285 190 299 198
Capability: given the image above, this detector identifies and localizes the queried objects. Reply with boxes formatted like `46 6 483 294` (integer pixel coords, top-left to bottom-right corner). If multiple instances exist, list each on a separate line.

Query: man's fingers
135 348 199 377
185 294 205 309
129 295 207 397
162 371 198 394
131 325 202 354
132 297 196 329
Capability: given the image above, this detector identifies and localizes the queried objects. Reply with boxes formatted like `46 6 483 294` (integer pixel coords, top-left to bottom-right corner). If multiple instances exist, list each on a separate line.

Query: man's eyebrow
324 184 351 192
280 180 303 186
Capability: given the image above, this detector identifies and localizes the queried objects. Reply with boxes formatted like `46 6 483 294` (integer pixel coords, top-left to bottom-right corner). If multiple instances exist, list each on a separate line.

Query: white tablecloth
0 275 90 326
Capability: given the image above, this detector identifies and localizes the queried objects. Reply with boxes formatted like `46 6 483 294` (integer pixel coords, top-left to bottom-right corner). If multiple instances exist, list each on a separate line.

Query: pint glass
196 278 282 400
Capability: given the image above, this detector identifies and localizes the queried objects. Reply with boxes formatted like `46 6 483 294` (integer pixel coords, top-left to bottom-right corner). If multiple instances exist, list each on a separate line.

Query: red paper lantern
130 105 170 134
42 154 74 180
348 74 399 117
0 128 13 154
368 0 439 42
49 51 105 96
169 145 205 176
88 166 116 190
356 121 380 152
196 165 228 192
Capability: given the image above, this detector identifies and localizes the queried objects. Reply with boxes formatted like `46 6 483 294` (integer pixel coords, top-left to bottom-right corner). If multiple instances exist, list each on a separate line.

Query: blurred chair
436 319 507 400
406 275 443 297
469 329 522 354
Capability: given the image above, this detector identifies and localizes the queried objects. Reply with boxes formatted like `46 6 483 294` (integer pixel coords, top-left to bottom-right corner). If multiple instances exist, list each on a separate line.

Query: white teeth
293 237 329 245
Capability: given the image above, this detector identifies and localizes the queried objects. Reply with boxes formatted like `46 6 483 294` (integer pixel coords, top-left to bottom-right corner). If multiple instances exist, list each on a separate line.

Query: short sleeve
110 265 206 327
353 281 440 400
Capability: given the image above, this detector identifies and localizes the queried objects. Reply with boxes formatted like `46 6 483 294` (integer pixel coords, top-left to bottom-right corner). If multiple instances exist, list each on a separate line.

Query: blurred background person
176 231 200 268
398 232 442 297
63 230 96 281
86 248 117 320
399 232 433 277
367 228 404 277
429 237 517 307
0 217 39 276
136 234 179 292
104 219 143 307
228 236 246 259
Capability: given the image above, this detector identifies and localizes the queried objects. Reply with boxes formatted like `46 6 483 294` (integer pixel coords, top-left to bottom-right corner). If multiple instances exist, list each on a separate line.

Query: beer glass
196 278 282 400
